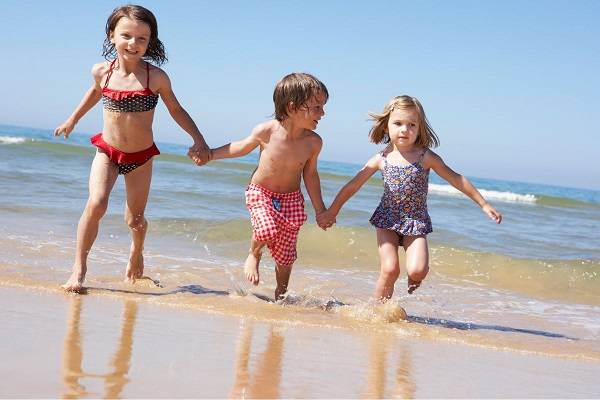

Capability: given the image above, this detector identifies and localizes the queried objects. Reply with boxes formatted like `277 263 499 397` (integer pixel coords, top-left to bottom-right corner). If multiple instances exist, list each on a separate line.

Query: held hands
54 120 76 139
482 203 502 224
187 141 211 166
316 209 336 230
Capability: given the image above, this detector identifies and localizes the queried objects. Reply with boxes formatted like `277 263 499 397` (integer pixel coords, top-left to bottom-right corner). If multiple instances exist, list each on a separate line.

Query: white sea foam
429 183 537 203
0 135 29 145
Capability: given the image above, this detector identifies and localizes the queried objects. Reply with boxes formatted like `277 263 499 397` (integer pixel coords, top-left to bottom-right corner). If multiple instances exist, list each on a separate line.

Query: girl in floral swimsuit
317 96 502 301
54 5 210 293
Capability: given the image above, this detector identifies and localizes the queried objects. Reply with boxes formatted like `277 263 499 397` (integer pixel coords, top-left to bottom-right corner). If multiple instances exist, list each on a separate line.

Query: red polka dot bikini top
102 59 159 112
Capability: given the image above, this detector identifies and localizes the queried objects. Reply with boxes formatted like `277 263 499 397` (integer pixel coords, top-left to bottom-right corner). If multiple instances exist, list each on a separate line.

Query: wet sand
1 285 599 399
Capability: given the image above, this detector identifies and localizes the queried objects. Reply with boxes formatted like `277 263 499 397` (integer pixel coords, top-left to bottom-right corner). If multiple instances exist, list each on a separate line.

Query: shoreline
1 284 599 398
2 274 599 363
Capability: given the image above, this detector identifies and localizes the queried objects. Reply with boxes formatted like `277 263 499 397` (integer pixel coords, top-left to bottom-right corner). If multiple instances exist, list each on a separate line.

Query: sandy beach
1 128 600 398
1 283 599 398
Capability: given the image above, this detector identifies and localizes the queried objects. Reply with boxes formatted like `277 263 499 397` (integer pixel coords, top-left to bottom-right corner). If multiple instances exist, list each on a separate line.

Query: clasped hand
316 209 336 230
188 142 211 166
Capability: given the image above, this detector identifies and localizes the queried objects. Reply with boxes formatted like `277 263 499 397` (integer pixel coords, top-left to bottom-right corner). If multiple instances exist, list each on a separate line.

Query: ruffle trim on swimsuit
101 87 157 101
369 207 433 236
90 133 160 164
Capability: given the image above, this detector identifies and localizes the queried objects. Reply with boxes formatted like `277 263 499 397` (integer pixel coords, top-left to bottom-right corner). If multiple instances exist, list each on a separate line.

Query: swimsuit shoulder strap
379 150 388 167
145 62 151 89
103 59 117 89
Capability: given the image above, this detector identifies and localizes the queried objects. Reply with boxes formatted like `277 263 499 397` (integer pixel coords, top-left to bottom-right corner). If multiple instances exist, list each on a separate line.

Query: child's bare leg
403 235 429 294
63 153 118 292
275 263 293 301
123 161 152 282
373 228 401 302
244 237 265 285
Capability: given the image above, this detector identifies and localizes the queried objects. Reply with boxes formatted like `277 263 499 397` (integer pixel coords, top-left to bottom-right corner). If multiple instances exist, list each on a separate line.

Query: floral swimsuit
369 150 432 236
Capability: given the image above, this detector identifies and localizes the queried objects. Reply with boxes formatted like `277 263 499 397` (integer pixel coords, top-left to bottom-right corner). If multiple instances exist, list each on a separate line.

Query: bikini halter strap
145 62 151 89
103 59 117 89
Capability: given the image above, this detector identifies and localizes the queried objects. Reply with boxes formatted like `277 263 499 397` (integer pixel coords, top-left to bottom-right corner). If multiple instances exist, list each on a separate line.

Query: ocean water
1 124 599 360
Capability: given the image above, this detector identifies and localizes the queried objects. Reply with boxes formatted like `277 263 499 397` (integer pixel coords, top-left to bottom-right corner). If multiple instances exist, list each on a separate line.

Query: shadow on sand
407 315 578 340
85 283 230 297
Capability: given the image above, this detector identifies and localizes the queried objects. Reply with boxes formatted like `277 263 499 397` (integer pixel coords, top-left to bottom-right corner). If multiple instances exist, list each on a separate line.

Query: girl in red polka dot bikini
54 5 210 293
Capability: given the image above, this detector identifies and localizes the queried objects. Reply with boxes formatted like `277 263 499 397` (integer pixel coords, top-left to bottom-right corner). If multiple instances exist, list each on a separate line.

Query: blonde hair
273 73 329 122
368 95 439 148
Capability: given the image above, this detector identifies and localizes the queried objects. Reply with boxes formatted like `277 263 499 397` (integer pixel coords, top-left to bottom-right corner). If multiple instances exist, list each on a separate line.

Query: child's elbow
168 104 187 117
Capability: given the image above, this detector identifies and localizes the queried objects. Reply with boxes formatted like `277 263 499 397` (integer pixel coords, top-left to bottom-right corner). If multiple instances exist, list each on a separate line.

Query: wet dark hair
102 5 167 66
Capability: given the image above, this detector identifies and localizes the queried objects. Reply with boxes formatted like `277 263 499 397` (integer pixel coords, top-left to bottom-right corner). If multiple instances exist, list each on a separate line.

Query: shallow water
1 125 599 364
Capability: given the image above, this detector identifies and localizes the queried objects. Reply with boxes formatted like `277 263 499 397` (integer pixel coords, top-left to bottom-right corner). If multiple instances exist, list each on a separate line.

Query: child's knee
124 212 146 230
380 262 400 282
86 198 109 219
407 264 429 282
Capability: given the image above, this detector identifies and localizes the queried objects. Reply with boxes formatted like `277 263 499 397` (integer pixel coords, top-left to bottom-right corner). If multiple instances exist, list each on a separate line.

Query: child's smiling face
289 92 326 131
387 107 420 148
110 17 151 61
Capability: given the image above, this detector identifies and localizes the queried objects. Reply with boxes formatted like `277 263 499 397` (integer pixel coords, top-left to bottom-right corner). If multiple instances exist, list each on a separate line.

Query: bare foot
133 276 163 288
274 286 287 302
126 253 144 282
62 270 86 293
407 278 421 294
243 251 260 286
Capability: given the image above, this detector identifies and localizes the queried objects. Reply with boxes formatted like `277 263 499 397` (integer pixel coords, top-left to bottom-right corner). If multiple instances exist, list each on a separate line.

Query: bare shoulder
422 148 443 168
91 61 110 84
148 65 170 92
251 120 278 140
149 64 168 80
303 129 323 150
366 151 384 169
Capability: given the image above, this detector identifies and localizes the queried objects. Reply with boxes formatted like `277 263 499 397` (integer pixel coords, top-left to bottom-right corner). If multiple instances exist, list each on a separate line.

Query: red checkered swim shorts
245 183 308 266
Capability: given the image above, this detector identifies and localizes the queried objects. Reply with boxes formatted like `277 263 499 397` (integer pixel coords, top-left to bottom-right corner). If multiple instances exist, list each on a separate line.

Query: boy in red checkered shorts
192 73 333 300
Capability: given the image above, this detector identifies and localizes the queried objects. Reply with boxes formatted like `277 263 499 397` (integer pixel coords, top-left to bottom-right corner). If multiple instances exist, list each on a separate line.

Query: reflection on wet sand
62 296 85 399
363 335 415 399
105 300 137 399
61 297 138 399
230 321 284 399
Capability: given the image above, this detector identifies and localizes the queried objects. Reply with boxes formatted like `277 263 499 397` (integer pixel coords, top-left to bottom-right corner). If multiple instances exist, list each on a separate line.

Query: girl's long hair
102 5 167 66
368 95 439 148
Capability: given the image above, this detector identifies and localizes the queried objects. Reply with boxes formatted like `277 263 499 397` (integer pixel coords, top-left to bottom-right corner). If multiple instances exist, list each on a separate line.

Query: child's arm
209 124 265 161
302 135 326 216
426 150 502 223
54 64 104 139
317 153 381 228
156 70 210 165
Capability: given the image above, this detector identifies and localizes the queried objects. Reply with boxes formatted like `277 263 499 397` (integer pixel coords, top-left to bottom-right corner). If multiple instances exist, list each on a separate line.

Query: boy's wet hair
368 95 440 148
102 5 167 66
273 73 329 122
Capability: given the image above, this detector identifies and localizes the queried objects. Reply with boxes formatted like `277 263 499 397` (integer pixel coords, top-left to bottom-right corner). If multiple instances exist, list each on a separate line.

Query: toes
246 273 259 285
62 285 83 294
407 282 421 294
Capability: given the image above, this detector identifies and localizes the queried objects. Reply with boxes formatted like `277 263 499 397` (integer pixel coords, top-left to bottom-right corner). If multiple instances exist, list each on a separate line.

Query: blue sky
1 0 599 190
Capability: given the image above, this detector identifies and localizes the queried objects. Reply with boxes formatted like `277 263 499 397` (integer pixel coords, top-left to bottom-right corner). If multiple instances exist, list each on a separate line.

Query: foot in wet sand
126 253 144 282
132 276 163 288
62 269 86 293
407 278 421 294
274 285 287 302
243 251 260 285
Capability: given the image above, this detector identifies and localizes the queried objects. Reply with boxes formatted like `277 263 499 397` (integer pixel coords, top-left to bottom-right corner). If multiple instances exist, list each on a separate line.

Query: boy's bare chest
261 143 310 170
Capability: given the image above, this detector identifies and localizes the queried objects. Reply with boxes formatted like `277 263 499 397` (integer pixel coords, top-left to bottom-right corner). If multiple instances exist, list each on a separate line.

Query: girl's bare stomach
102 111 155 152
